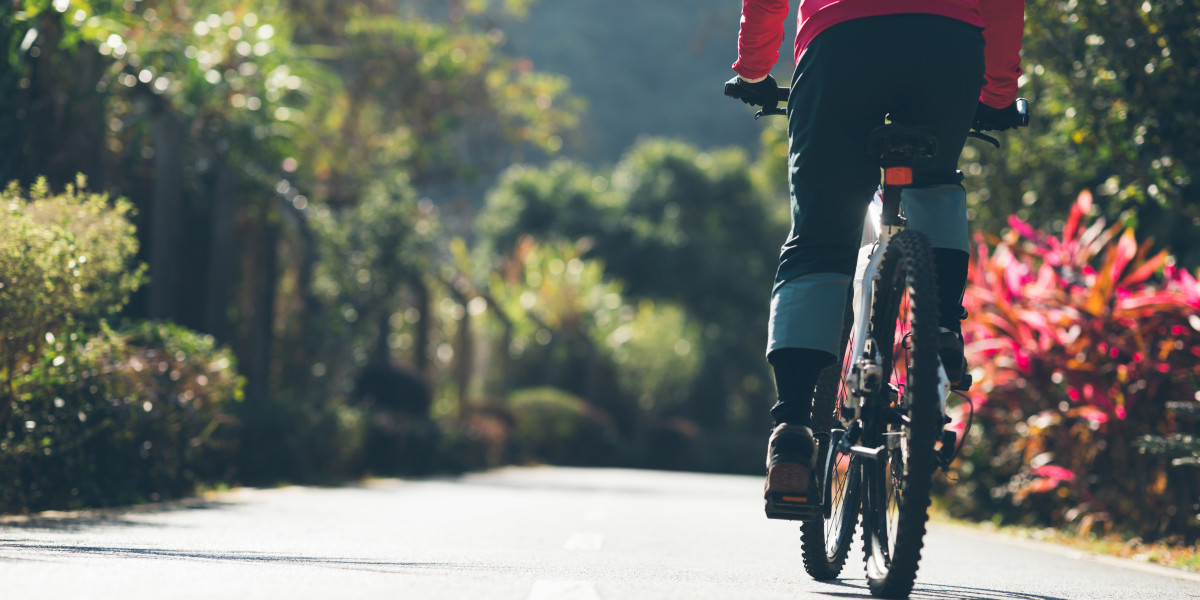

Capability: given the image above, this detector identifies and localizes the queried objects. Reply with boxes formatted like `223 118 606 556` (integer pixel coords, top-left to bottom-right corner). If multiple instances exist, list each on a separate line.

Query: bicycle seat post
867 125 940 234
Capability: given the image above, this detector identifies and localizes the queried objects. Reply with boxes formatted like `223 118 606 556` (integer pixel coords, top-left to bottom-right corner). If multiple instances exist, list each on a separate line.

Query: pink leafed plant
945 190 1200 542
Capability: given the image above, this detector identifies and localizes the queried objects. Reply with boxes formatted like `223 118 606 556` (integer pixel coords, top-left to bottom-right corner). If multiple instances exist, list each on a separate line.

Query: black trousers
780 13 985 283
767 14 985 356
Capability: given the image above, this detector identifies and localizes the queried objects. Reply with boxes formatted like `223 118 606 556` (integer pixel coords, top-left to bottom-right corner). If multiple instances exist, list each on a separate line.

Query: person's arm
731 0 790 82
978 0 1025 108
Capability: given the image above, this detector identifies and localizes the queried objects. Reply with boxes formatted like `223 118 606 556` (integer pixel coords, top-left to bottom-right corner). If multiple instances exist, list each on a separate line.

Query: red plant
947 191 1200 542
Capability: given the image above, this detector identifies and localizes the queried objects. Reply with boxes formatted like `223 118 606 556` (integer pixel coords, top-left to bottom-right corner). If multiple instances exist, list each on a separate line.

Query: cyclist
725 0 1026 519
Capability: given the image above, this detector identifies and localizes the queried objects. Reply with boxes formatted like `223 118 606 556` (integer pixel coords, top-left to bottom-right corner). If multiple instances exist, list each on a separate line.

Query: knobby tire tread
861 230 940 599
800 288 857 580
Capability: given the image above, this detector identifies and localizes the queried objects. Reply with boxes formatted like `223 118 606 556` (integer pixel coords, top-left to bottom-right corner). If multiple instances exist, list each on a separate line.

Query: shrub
438 408 514 473
0 322 242 512
0 176 145 394
607 301 702 419
949 191 1200 542
507 387 616 466
0 178 242 513
234 391 368 485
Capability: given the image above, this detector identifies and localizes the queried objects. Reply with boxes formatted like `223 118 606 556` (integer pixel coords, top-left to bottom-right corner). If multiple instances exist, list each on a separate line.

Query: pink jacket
733 0 1024 108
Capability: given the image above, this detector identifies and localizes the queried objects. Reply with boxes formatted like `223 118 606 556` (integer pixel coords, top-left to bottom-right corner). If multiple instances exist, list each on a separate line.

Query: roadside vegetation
1 0 1197 560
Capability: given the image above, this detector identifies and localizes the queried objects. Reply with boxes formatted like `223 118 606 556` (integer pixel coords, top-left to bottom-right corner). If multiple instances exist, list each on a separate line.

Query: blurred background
1 0 1198 549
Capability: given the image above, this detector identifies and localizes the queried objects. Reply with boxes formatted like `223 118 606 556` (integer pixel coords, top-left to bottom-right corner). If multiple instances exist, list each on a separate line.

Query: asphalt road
1 467 1197 599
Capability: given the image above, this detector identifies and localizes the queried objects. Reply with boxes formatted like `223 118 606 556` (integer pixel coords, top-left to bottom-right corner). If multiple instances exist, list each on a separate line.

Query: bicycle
726 82 1028 598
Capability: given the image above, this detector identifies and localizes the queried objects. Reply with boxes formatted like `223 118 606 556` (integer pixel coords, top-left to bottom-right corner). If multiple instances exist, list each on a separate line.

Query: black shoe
764 423 820 521
938 328 967 387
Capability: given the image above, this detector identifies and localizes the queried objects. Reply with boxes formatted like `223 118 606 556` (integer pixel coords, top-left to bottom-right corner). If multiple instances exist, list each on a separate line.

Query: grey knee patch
768 273 851 356
901 184 968 252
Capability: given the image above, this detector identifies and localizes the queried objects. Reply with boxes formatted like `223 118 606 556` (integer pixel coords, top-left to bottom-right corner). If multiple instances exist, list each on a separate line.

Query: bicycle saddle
867 125 939 160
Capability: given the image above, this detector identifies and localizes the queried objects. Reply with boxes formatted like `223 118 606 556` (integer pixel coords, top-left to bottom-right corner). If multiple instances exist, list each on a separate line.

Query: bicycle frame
842 191 954 427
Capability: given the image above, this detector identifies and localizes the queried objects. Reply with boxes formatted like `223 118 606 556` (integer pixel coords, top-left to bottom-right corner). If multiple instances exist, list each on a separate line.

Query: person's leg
767 19 890 431
764 19 892 518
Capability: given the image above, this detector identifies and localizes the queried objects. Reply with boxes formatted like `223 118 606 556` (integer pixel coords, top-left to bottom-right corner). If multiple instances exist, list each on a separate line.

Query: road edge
928 520 1200 584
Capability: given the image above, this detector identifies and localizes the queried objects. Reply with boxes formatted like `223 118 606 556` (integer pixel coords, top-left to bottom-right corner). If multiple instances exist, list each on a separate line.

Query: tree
477 139 788 430
963 0 1200 264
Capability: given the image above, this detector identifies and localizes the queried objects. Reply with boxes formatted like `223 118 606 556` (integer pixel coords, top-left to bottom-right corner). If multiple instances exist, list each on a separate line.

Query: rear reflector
885 167 913 186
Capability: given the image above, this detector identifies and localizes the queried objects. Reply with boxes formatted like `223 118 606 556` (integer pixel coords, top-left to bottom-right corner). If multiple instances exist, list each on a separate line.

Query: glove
972 100 1022 132
724 74 780 107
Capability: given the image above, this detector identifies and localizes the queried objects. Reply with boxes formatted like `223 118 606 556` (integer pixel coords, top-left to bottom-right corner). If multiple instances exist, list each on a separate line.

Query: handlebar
757 86 790 118
722 80 790 119
726 82 1030 148
967 98 1029 148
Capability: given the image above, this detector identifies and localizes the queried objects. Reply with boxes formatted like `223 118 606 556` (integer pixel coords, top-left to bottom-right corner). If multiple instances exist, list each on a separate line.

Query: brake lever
755 106 787 119
966 130 1000 148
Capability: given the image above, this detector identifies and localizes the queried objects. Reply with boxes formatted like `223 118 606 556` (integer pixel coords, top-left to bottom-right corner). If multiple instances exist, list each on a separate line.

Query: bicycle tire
860 230 941 598
800 287 860 580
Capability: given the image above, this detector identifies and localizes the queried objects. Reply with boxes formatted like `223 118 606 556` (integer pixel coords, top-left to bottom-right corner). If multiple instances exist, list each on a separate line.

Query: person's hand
724 74 780 107
972 100 1023 131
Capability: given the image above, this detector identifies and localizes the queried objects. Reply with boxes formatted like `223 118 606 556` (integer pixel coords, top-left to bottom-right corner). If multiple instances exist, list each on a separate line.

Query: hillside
505 0 797 162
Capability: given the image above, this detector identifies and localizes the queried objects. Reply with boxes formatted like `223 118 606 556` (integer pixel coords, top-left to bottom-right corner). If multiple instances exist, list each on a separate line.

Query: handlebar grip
723 80 790 108
1015 98 1029 127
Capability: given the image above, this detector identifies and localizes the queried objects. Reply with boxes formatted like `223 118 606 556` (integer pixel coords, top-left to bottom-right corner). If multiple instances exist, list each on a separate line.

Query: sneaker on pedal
938 328 968 388
764 423 821 521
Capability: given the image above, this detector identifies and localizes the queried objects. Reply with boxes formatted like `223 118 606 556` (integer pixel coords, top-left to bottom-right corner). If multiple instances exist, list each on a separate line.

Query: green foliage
0 178 241 512
604 139 783 329
235 390 367 484
482 238 704 432
486 239 627 418
290 4 581 205
476 140 785 429
947 191 1200 542
964 0 1200 262
0 177 145 387
312 175 438 340
506 387 615 465
608 301 702 417
4 0 328 180
476 159 611 258
0 321 242 512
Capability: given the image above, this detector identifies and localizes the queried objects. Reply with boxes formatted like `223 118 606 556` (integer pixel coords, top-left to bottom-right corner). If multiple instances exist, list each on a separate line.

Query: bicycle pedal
765 493 823 521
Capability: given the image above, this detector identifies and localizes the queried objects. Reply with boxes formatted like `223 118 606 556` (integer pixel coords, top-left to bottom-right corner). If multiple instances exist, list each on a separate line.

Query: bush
607 301 702 419
438 408 514 474
0 177 144 390
0 178 242 513
507 387 616 466
234 391 367 485
351 363 440 476
0 322 243 512
948 191 1200 542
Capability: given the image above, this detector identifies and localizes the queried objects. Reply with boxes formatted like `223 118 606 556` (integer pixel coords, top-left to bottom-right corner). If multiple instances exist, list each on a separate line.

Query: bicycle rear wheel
860 230 941 598
800 288 860 580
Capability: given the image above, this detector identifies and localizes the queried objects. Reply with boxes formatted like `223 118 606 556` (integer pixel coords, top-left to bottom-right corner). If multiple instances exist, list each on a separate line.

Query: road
1 467 1196 599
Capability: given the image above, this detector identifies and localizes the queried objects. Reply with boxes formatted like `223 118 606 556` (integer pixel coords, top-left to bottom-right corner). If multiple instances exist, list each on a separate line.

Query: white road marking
527 580 601 600
563 532 604 551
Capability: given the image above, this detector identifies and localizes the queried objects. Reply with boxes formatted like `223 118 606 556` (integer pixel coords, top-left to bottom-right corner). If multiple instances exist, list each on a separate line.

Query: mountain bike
728 83 1028 598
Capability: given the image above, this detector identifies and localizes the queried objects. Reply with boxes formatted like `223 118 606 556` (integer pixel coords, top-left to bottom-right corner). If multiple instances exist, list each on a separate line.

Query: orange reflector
885 167 913 186
781 496 809 503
